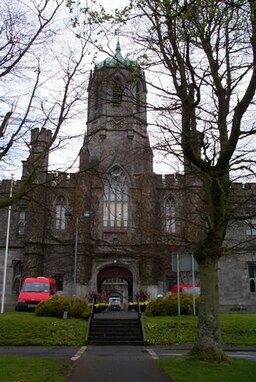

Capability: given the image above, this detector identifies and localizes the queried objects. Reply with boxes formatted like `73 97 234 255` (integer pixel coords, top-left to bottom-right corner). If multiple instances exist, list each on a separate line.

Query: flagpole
1 175 14 314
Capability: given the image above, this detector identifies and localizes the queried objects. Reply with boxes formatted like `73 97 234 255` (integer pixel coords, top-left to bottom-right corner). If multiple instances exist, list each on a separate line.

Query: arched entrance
97 266 133 309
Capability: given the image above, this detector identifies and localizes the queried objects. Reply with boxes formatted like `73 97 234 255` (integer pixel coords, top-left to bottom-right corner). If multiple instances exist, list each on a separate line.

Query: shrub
145 294 199 316
35 296 72 318
71 298 90 320
35 296 90 320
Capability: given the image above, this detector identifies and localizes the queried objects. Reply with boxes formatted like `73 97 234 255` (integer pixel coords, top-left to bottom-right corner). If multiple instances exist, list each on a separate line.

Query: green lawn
159 356 256 382
144 313 256 345
0 312 256 346
0 312 256 382
0 356 74 382
0 312 87 346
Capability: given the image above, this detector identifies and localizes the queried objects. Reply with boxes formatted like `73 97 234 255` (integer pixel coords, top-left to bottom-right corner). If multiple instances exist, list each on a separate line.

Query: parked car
171 284 200 295
108 297 121 311
15 277 56 311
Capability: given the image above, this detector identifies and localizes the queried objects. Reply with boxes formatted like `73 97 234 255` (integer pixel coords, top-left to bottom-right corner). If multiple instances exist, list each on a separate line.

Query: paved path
0 346 80 359
66 345 173 382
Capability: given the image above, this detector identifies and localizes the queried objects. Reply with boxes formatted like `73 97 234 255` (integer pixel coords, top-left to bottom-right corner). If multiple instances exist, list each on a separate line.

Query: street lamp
65 210 91 299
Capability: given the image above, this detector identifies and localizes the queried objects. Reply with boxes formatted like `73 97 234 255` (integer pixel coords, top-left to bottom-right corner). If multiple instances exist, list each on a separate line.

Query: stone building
1 42 256 311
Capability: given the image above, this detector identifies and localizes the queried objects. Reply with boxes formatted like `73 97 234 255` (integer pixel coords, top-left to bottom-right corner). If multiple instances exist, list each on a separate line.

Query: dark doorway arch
97 266 133 304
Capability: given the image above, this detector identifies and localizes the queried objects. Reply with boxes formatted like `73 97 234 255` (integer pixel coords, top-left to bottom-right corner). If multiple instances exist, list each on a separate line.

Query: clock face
111 117 122 128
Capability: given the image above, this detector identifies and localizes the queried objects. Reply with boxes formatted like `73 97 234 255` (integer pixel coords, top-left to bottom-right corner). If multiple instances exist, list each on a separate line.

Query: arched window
136 80 142 112
103 166 128 228
55 196 66 230
112 77 122 106
12 260 22 293
250 279 256 293
165 197 175 233
248 262 256 293
93 84 99 110
17 210 26 235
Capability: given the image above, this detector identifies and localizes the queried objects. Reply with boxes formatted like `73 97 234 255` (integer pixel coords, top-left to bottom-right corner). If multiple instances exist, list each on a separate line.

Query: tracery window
248 262 256 293
103 166 128 228
17 210 26 236
246 218 256 235
165 197 176 233
93 85 99 110
112 77 122 106
136 80 142 111
12 260 22 293
55 196 66 230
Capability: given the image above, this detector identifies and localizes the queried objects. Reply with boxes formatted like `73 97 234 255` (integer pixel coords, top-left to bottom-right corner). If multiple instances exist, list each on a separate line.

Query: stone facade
1 43 256 311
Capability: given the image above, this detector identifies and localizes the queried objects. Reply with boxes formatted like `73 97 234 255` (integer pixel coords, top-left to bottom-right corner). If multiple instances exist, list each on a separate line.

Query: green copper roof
96 39 139 69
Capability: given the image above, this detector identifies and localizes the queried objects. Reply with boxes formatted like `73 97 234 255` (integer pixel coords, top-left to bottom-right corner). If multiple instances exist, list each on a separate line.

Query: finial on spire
116 37 121 54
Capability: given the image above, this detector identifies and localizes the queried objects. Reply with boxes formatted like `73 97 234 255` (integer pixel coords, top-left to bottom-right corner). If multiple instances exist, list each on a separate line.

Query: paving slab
67 345 173 382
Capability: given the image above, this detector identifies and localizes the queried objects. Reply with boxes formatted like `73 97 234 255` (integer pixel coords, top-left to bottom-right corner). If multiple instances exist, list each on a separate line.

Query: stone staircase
87 312 145 345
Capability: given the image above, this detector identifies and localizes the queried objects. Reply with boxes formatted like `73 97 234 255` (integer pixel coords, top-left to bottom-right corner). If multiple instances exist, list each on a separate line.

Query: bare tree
73 0 256 359
0 0 93 208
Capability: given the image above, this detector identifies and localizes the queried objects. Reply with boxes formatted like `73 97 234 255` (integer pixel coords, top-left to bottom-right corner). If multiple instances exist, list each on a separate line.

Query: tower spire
116 37 121 54
115 37 122 61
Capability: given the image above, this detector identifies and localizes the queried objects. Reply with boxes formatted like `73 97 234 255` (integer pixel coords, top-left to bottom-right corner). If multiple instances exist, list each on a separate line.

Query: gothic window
12 260 22 293
55 196 66 230
17 210 26 236
112 77 122 106
248 262 256 292
103 166 128 228
246 219 256 235
93 85 99 110
136 80 142 111
165 197 176 233
52 274 64 291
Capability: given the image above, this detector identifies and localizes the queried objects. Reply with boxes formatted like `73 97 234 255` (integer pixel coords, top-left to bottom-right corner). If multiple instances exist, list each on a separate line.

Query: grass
0 312 87 346
0 356 74 382
144 313 256 345
158 356 256 382
0 312 256 382
1 312 256 346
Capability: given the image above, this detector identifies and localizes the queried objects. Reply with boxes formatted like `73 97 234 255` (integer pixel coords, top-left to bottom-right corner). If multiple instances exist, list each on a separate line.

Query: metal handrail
90 295 95 318
85 296 95 344
137 298 146 344
137 297 141 317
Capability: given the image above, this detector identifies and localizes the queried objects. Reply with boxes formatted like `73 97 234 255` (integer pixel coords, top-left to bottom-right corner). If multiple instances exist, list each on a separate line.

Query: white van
108 297 121 311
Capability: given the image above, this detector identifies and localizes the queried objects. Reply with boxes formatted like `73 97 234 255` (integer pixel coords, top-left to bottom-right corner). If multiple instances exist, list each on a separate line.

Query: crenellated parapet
155 173 185 189
27 128 53 177
231 182 256 192
30 127 52 146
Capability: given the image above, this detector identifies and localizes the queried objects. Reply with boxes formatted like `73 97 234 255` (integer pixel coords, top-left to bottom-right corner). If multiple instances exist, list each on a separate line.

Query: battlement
232 182 256 192
46 171 77 187
30 128 52 146
155 173 185 188
0 179 14 193
0 178 23 195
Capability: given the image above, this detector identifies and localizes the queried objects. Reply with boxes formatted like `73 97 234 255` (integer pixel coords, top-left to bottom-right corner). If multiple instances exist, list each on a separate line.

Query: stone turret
79 40 153 175
22 128 52 179
22 128 52 277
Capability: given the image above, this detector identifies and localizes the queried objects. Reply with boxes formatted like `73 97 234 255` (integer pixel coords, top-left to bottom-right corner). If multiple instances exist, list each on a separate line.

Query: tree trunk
191 255 225 360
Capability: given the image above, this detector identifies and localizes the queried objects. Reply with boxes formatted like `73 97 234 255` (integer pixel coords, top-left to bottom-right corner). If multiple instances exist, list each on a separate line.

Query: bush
71 298 90 320
35 296 90 320
145 294 199 316
35 296 72 318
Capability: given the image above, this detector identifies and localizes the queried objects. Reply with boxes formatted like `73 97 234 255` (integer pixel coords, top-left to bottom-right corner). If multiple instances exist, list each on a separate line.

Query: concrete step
87 316 144 345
